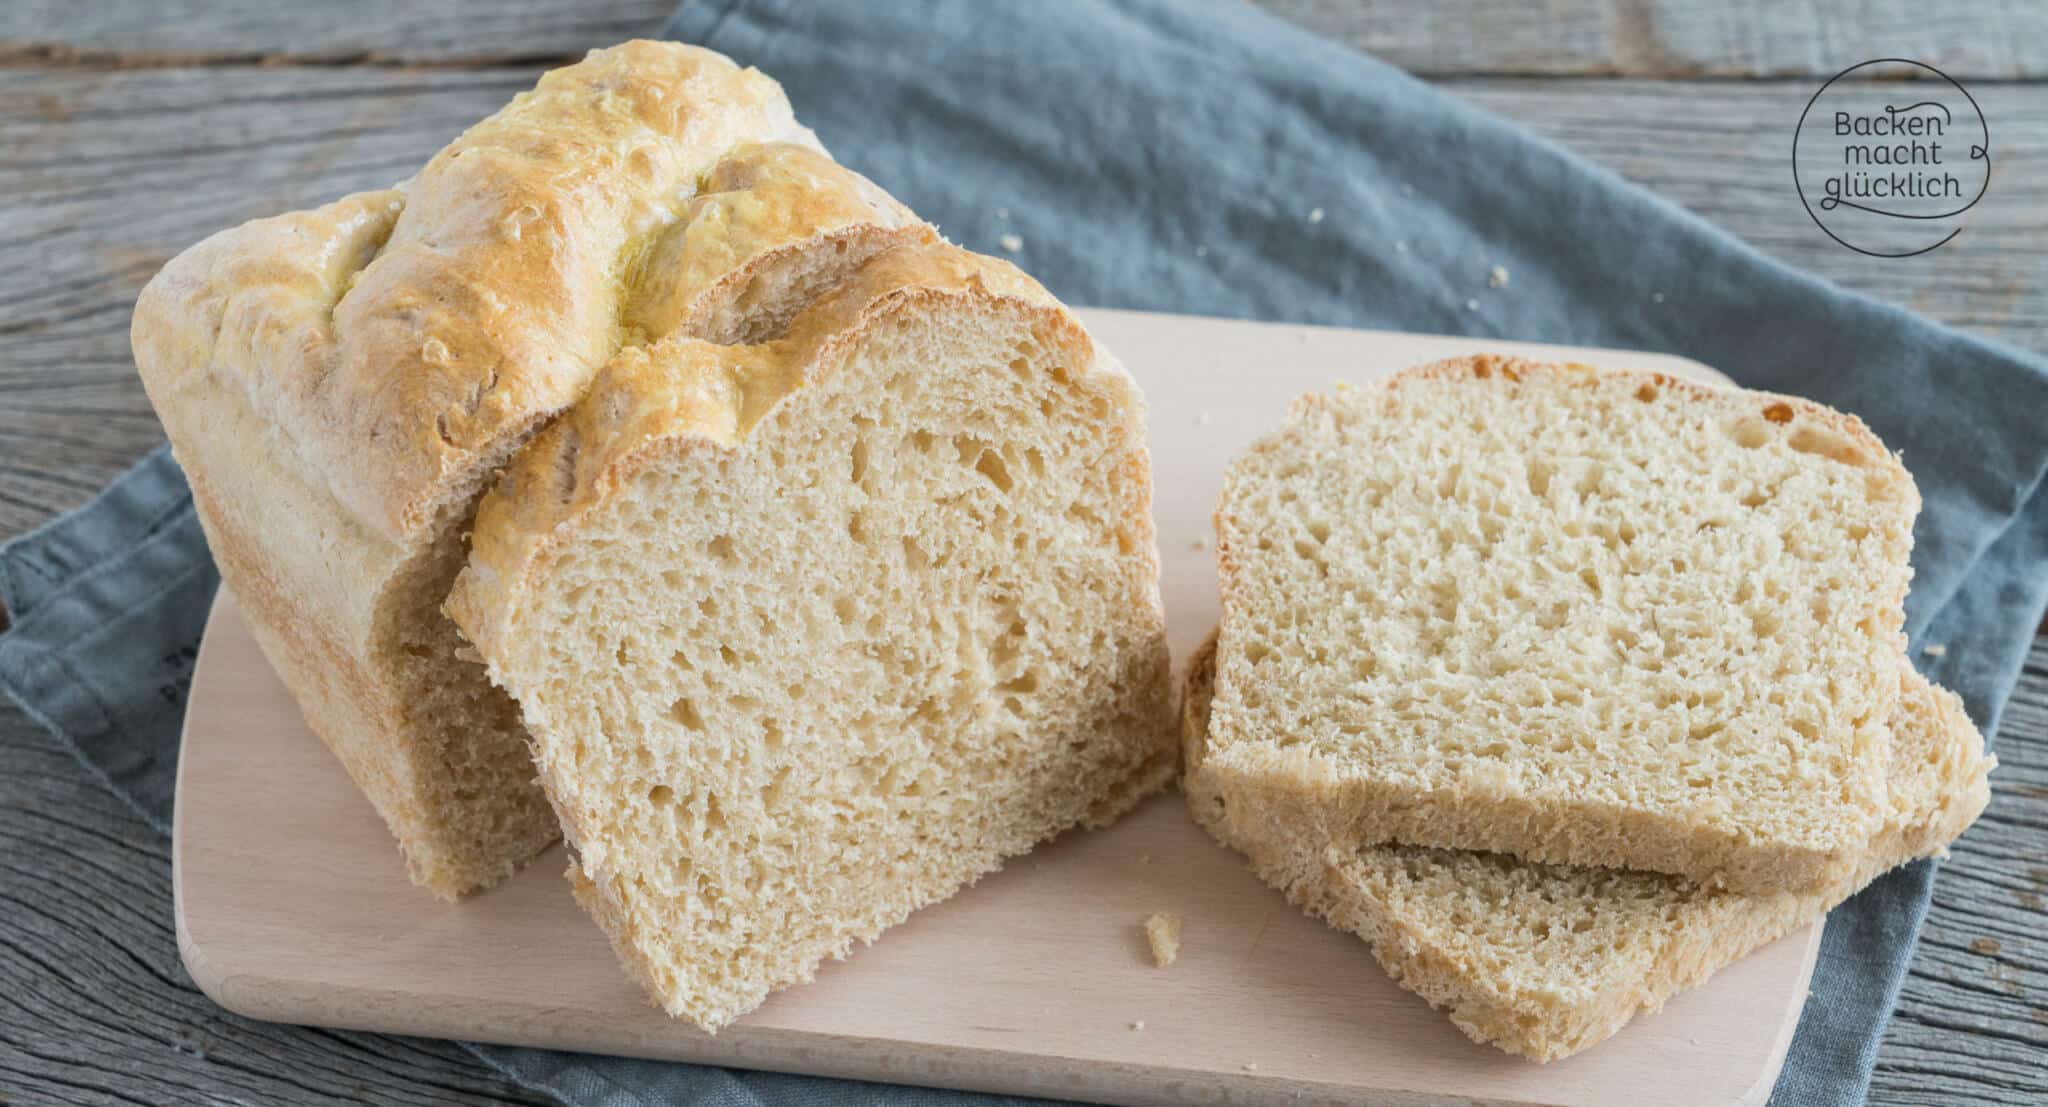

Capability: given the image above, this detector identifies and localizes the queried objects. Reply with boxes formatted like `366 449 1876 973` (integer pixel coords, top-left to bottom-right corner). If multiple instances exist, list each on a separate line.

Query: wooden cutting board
173 309 1814 1107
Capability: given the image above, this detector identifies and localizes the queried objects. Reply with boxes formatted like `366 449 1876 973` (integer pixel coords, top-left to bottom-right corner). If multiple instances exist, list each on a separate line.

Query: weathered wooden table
1 2 2041 1103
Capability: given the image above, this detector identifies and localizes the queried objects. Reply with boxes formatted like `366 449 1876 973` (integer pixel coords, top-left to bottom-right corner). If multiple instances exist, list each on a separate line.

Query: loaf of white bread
1188 356 1990 1059
131 36 1176 1032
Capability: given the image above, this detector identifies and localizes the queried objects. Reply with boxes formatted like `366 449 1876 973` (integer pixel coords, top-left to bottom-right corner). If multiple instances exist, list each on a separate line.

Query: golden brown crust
133 41 831 546
449 238 1086 667
624 142 934 344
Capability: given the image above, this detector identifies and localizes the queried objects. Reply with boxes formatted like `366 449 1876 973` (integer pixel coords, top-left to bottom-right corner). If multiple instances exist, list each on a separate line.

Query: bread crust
135 42 824 545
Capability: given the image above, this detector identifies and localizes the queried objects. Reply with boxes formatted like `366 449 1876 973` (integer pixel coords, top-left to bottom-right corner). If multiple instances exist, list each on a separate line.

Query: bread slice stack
1185 355 1992 1060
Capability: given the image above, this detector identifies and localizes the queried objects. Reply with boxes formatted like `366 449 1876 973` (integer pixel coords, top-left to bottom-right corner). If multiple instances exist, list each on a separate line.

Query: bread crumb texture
1184 622 1989 1061
1145 912 1183 967
1208 356 1919 893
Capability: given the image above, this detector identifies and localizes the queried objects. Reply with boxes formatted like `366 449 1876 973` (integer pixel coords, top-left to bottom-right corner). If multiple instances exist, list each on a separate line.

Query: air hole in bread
1000 670 1041 695
849 436 870 486
1788 426 1866 467
1727 420 1770 449
974 449 1014 494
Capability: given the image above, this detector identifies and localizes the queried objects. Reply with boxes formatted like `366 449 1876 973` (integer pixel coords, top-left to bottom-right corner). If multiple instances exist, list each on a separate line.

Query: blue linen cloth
3 1 2044 1104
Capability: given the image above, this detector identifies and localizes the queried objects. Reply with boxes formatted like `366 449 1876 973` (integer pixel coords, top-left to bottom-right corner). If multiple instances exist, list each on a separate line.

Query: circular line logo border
1792 57 1991 259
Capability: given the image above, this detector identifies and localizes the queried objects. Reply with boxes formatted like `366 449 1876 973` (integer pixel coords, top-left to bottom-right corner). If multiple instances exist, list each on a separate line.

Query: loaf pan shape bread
1183 632 1990 1061
129 42 933 897
1206 356 1919 893
446 232 1174 1029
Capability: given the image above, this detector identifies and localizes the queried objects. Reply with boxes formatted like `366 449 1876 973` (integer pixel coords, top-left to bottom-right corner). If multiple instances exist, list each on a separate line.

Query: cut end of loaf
456 243 1174 1030
1210 356 1919 892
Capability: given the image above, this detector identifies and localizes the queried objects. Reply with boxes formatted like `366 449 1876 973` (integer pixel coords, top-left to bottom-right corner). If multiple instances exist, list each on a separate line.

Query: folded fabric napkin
4 1 2044 1105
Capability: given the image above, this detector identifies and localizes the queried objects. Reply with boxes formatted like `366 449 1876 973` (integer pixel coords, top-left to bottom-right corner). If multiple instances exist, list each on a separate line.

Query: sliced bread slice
1184 632 1991 1062
447 239 1174 1030
1208 355 1920 893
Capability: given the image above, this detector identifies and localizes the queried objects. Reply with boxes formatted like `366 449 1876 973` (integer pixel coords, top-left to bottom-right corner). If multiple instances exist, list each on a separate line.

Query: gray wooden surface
0 2 2041 1104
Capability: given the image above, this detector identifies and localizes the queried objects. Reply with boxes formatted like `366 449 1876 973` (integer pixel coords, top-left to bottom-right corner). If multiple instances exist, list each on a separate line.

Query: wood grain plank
1255 0 2048 78
6 1 2044 79
1871 640 2048 1105
0 0 669 66
1446 77 2048 356
0 703 560 1106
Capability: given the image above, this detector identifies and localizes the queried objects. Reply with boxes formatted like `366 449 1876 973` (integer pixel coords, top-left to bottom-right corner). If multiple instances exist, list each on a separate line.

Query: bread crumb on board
1129 1020 1146 1031
1144 912 1182 967
1489 264 1510 288
1242 1062 1259 1072
1465 298 1480 312
1308 207 1324 223
1922 643 1948 658
998 233 1024 253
